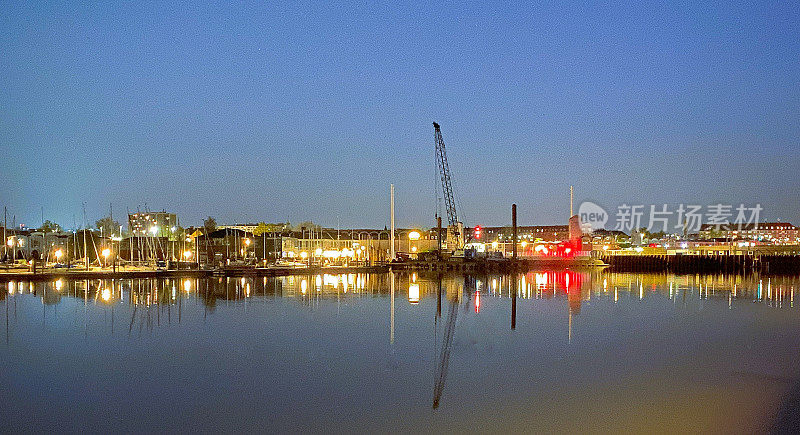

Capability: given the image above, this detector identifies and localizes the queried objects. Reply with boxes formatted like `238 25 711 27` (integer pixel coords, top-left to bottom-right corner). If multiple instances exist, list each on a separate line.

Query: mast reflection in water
2 271 800 433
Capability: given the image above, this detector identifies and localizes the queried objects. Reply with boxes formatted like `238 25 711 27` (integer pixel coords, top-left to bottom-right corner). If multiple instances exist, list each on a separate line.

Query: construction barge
393 255 606 273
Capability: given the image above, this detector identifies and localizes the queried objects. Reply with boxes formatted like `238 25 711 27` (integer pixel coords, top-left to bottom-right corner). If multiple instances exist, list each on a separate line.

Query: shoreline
0 265 390 281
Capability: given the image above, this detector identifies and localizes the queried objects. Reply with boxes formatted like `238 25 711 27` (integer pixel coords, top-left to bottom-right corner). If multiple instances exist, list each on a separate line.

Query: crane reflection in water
430 269 588 408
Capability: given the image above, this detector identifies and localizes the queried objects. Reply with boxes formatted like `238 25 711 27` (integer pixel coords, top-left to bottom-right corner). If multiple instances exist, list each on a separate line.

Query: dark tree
95 216 121 236
38 220 62 233
203 216 217 233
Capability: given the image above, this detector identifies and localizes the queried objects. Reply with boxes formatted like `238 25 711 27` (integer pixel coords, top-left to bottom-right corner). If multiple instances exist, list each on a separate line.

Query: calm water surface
2 271 800 433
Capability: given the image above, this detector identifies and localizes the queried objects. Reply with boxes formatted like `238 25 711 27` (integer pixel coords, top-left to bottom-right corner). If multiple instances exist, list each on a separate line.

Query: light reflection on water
2 271 800 432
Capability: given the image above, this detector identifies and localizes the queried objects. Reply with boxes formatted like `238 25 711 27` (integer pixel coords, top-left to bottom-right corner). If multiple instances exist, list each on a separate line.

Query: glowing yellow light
603 245 609 250
183 250 192 259
409 283 420 304
55 279 63 291
408 231 421 240
183 279 192 292
535 273 547 288
315 248 323 256
6 238 13 247
54 249 63 260
411 246 417 252
244 238 251 246
521 241 527 248
300 251 308 259
101 288 111 301
102 248 111 258
300 279 308 294
492 241 499 250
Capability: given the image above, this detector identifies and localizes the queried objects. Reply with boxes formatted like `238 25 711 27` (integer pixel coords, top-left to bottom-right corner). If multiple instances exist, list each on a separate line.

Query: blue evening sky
1 1 798 229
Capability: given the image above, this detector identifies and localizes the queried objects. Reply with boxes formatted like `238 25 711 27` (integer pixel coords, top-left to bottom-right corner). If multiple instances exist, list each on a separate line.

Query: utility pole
390 184 395 262
570 185 574 217
511 203 518 330
11 214 15 264
437 216 442 261
110 203 116 272
512 204 518 260
83 203 88 270
3 206 6 269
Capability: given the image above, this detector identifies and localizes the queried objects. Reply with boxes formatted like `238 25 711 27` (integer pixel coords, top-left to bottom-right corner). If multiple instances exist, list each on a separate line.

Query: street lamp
408 230 420 258
102 248 111 268
6 237 14 263
54 249 63 264
243 237 251 260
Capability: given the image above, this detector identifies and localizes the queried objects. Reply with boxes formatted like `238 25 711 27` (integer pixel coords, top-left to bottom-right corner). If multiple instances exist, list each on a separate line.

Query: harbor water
2 271 800 432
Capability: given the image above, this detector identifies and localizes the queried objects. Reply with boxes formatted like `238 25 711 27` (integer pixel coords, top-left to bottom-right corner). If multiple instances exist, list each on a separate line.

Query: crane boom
432 295 458 409
433 122 458 227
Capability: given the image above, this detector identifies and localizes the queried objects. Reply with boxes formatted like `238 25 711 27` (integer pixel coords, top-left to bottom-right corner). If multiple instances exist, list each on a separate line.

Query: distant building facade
698 222 800 245
218 223 260 232
470 225 570 242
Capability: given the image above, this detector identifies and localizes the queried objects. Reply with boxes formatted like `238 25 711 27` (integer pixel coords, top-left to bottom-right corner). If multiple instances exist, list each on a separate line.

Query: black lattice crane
433 122 458 228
